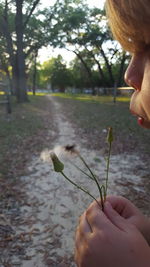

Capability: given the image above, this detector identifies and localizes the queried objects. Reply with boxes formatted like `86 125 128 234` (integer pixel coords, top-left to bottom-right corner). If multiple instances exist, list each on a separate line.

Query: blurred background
0 1 150 266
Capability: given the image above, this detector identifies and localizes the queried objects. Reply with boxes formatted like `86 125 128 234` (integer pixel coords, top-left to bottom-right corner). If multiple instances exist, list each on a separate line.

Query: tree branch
23 0 40 29
85 46 106 82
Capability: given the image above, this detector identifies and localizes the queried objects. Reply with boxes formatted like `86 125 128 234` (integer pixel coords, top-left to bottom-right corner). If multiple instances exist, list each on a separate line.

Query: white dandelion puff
40 149 51 162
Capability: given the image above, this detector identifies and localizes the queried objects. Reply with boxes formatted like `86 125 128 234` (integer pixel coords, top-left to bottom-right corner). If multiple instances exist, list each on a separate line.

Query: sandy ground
1 96 149 267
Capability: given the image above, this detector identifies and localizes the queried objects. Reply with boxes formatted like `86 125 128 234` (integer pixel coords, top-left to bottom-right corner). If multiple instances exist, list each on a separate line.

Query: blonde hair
105 0 150 53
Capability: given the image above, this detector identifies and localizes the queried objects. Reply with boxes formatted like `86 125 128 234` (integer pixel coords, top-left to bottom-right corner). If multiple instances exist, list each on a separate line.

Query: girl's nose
124 54 144 91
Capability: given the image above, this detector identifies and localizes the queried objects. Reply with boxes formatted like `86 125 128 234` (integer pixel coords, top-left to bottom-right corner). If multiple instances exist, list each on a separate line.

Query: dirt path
1 96 149 267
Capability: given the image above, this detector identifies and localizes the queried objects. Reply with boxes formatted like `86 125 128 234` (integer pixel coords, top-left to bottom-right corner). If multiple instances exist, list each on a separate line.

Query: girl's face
124 49 150 129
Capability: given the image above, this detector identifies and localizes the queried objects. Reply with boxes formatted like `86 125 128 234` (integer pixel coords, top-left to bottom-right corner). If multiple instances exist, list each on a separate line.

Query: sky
41 0 105 9
38 0 105 64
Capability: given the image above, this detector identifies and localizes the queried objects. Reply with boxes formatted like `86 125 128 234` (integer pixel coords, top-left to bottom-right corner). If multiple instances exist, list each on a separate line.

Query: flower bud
50 152 64 172
107 127 113 143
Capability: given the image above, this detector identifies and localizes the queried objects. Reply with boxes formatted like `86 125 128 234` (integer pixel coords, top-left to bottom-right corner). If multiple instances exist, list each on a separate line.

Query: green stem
79 155 104 210
105 142 112 196
101 184 106 202
99 185 104 211
69 160 94 181
61 171 101 209
79 155 96 180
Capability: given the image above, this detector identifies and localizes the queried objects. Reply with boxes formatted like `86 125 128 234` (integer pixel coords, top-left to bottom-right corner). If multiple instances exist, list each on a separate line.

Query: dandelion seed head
64 144 80 156
53 145 65 159
41 144 80 165
53 144 80 159
40 149 51 162
102 129 107 133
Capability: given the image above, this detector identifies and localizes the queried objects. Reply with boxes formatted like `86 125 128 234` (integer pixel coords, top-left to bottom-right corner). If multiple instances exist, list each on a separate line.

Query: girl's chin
138 117 150 129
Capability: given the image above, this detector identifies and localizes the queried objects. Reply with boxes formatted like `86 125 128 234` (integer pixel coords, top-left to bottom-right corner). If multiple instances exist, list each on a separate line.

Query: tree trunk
2 1 17 96
59 86 65 92
117 52 127 86
32 52 38 95
0 54 13 95
15 0 28 102
113 81 117 103
89 50 106 83
73 50 95 94
99 47 114 85
5 68 13 95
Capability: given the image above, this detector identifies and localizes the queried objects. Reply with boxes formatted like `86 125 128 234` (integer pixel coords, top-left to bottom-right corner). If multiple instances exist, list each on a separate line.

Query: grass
51 93 150 155
51 92 130 103
0 92 149 178
0 94 57 178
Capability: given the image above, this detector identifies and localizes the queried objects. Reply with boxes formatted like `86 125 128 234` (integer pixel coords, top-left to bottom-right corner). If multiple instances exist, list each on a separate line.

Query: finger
75 213 91 266
86 200 115 232
80 212 92 233
106 195 140 218
75 212 92 247
104 201 131 231
74 247 78 266
106 195 129 216
74 245 83 267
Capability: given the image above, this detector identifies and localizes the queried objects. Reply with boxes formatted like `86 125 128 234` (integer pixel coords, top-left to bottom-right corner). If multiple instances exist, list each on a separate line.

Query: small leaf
50 152 64 172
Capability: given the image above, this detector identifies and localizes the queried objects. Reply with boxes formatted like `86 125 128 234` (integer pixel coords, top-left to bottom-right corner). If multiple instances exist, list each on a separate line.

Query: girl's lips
130 109 150 129
139 118 150 129
138 117 144 126
137 116 150 129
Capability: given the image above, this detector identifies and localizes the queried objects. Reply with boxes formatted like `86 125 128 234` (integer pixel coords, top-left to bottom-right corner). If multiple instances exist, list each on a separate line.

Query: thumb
104 201 130 231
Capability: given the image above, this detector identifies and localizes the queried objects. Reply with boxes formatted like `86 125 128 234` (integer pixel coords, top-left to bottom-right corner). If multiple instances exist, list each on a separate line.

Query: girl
75 0 150 266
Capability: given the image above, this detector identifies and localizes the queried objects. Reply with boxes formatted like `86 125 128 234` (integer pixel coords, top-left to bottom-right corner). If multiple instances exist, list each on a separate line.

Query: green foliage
0 0 129 95
0 0 58 101
38 55 72 91
45 0 128 88
69 56 92 89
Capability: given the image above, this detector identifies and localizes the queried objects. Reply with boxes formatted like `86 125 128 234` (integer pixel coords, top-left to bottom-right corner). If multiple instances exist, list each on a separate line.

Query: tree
69 52 97 92
0 0 129 100
0 36 13 93
45 0 128 90
0 0 56 102
38 55 72 92
27 52 41 94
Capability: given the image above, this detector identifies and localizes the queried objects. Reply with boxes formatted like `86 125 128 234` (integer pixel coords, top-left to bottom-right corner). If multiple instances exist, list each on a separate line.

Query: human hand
75 201 150 267
106 195 150 245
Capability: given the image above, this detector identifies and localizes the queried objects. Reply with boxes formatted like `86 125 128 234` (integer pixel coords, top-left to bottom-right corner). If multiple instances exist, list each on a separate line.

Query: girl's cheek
143 94 150 119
